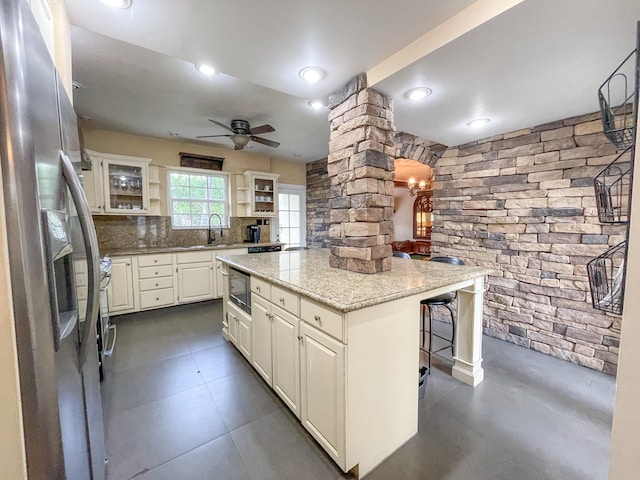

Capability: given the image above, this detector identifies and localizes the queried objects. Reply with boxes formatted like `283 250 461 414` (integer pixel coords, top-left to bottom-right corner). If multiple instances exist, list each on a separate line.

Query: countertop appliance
247 245 282 253
245 224 261 243
0 1 105 479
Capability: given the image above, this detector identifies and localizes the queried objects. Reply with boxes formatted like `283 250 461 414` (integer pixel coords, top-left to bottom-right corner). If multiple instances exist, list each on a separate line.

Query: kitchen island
218 249 491 478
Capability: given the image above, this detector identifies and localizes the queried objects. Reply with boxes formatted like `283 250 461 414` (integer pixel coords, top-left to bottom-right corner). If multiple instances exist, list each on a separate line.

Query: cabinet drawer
137 254 173 267
140 288 175 309
251 276 271 299
271 285 300 316
138 265 174 279
139 276 174 291
176 251 213 264
300 299 344 341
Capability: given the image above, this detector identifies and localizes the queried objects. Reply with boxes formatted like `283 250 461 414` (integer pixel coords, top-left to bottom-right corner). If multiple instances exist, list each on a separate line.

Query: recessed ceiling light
195 63 217 76
99 0 132 8
167 132 179 137
404 87 432 101
293 154 303 158
467 118 491 128
308 100 324 110
299 66 325 83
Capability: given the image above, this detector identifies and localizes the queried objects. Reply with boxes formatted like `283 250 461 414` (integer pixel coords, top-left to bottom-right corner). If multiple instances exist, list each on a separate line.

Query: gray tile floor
103 300 616 480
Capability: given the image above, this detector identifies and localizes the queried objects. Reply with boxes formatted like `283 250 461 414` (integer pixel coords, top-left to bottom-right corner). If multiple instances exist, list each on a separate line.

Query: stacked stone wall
431 111 625 374
326 75 396 274
306 158 331 248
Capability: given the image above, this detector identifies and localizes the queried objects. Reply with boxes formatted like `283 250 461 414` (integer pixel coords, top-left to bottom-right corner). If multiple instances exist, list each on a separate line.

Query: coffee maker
245 225 261 243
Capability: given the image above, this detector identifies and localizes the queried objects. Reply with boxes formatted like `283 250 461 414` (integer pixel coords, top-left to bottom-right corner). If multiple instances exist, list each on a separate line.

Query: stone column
327 74 395 274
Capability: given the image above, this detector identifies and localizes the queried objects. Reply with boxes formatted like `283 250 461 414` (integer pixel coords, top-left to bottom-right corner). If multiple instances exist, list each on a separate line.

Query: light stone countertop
105 242 284 257
218 249 492 313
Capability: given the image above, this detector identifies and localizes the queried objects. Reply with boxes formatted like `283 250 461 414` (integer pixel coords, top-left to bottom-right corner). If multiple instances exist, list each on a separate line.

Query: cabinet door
237 311 252 362
108 258 135 313
102 156 150 214
247 172 278 217
177 262 214 303
215 260 224 298
272 305 300 418
251 295 273 386
300 322 345 466
227 307 238 345
82 167 103 214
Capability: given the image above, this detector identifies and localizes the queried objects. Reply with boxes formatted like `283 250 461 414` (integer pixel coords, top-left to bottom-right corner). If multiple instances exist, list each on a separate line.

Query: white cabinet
82 167 104 214
102 155 151 214
272 305 301 418
108 257 136 313
176 251 215 304
251 294 273 386
83 150 152 215
236 171 279 217
227 302 251 361
299 321 345 467
137 254 175 310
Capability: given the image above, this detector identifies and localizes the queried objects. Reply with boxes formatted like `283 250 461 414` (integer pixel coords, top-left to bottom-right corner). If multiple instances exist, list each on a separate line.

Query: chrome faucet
207 213 223 244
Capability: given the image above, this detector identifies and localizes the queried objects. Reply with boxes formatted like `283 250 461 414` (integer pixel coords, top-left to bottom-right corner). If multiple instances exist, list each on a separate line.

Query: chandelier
407 176 428 196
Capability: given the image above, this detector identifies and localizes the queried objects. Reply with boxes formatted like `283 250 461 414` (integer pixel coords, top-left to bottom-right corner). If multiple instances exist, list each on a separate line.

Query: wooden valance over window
179 152 224 171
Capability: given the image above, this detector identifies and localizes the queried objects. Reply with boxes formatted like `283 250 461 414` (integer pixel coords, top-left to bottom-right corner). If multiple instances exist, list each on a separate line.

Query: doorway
276 184 306 249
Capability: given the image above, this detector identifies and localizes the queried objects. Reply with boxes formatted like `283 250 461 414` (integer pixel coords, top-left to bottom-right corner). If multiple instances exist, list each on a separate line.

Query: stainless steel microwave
229 267 251 314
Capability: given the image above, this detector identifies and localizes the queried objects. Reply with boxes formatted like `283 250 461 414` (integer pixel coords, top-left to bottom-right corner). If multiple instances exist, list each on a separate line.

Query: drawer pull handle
154 260 158 263
297 335 303 341
314 315 321 324
156 297 159 301
155 283 159 287
155 271 158 275
279 298 284 304
256 286 261 292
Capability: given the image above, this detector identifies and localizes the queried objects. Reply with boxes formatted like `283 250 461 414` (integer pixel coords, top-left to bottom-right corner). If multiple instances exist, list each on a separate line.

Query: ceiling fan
196 119 280 150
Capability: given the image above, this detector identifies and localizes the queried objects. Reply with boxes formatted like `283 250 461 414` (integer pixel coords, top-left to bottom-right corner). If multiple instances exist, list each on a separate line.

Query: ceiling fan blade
251 136 280 148
208 119 235 133
249 124 275 135
196 134 232 139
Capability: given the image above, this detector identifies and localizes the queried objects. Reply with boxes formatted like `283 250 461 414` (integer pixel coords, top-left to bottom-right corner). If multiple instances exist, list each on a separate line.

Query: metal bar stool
420 256 465 371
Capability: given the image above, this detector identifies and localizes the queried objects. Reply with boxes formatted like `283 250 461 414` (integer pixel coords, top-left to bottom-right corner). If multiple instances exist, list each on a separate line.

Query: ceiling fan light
231 134 250 148
308 100 324 110
467 118 491 128
405 87 432 101
299 66 325 83
99 0 132 8
196 63 217 76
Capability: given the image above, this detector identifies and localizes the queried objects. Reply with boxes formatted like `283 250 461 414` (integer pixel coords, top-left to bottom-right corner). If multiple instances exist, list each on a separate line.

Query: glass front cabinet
83 150 151 215
237 171 279 217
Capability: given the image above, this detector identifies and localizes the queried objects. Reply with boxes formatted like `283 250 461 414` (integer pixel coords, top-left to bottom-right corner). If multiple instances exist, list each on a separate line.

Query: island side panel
344 293 422 477
452 275 485 386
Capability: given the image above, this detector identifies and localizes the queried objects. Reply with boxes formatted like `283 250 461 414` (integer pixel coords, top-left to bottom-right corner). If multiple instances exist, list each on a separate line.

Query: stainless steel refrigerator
0 1 106 479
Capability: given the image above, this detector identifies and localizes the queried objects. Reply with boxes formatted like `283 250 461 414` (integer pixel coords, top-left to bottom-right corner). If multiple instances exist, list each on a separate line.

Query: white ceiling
67 0 640 161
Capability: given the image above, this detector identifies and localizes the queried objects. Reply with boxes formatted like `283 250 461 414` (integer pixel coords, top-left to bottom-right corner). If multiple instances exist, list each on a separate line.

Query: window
168 169 228 228
278 185 306 249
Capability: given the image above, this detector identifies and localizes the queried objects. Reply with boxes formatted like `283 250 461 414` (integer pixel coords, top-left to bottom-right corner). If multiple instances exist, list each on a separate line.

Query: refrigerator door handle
102 324 117 357
60 150 101 371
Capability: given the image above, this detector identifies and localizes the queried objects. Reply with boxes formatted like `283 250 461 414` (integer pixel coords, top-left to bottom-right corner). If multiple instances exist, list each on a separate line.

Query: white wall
608 111 640 479
393 186 415 241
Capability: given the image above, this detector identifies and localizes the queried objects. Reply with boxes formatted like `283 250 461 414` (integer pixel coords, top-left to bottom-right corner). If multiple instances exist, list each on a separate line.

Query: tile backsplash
94 215 271 252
